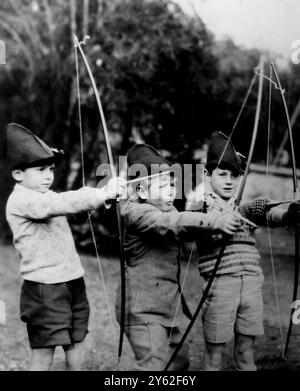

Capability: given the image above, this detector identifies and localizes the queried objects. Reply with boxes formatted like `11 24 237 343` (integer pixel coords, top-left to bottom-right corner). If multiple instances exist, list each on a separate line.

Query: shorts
202 273 264 343
20 277 90 349
125 323 189 371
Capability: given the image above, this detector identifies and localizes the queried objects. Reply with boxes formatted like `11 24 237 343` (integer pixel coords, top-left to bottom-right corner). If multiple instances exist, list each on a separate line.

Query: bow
164 56 265 371
270 62 300 357
74 35 126 362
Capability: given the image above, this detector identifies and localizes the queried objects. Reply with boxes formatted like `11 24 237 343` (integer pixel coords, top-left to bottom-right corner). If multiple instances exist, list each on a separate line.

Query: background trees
0 0 299 250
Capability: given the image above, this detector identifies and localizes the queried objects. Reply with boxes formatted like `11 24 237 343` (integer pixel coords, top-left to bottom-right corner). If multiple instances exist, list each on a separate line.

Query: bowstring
217 73 257 168
74 43 119 360
166 241 195 351
74 45 86 186
266 63 284 355
164 59 265 371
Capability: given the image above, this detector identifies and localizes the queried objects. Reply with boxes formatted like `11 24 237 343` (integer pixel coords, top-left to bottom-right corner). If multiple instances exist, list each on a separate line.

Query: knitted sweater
197 195 286 278
6 184 106 283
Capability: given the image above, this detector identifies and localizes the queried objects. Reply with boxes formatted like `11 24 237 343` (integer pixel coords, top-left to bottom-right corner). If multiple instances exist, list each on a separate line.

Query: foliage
0 0 299 251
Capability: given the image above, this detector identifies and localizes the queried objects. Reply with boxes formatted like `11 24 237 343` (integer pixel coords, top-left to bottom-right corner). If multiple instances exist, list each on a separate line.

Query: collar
205 191 236 209
13 183 51 195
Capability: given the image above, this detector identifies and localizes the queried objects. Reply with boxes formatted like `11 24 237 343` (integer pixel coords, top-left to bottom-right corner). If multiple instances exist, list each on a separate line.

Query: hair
11 159 56 183
205 162 241 176
11 157 56 171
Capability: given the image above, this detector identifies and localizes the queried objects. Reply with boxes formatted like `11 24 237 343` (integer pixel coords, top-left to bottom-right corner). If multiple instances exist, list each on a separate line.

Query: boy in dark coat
115 143 242 370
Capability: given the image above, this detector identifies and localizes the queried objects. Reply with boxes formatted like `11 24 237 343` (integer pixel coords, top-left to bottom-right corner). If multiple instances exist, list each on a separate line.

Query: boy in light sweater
5 123 126 371
197 131 300 371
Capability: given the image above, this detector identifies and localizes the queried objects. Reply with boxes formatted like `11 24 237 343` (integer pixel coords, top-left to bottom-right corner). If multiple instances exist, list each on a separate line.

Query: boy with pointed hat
5 123 126 370
115 142 242 371
197 131 300 370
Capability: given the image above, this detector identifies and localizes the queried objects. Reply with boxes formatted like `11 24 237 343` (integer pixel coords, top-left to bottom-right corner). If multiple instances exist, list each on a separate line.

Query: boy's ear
136 183 148 200
11 169 24 182
204 169 211 182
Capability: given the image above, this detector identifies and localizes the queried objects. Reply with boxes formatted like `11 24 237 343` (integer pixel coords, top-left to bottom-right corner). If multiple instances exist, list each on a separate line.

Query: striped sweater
197 195 286 278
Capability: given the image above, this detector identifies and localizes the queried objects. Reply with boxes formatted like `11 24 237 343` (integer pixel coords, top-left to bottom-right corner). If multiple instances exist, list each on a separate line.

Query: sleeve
239 198 286 227
266 207 287 227
11 187 107 219
124 202 219 238
238 198 269 225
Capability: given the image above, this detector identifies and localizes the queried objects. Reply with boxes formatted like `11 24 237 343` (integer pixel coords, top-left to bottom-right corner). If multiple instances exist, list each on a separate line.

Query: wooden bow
74 35 126 361
164 56 265 371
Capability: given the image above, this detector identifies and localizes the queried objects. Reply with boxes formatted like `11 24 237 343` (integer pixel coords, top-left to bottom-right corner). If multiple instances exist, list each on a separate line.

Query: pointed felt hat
5 123 64 169
206 131 246 174
127 143 171 180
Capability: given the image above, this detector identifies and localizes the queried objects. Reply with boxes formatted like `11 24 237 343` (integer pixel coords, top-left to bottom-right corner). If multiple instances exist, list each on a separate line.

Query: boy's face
12 163 55 193
138 173 176 212
208 168 241 201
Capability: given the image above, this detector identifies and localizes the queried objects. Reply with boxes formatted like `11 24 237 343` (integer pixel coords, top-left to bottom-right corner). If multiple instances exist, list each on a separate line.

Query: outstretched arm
239 197 300 227
8 177 126 220
124 202 241 238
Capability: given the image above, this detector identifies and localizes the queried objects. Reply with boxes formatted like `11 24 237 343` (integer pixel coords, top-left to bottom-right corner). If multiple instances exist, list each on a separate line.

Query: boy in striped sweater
197 131 300 371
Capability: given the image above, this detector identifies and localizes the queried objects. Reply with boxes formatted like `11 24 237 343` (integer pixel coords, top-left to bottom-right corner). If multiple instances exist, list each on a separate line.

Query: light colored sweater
6 184 106 283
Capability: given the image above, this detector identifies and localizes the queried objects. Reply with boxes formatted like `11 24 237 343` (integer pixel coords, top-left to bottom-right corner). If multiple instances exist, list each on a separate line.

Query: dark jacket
115 198 219 326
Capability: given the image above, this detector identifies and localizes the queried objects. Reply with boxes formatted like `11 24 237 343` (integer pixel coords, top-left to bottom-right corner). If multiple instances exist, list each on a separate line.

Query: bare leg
202 341 225 371
29 347 55 371
234 333 256 371
64 340 86 371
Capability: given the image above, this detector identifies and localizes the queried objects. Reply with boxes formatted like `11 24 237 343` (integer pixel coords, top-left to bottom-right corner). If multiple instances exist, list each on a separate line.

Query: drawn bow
74 35 126 362
164 56 265 371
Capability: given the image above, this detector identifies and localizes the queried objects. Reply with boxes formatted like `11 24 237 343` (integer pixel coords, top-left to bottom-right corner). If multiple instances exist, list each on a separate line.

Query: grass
0 226 300 371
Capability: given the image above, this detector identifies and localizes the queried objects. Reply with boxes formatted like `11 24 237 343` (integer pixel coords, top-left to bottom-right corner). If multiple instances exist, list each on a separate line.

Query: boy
5 123 126 371
197 131 300 371
115 143 242 371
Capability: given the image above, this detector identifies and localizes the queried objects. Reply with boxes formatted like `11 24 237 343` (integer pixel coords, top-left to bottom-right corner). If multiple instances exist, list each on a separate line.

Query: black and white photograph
0 0 300 374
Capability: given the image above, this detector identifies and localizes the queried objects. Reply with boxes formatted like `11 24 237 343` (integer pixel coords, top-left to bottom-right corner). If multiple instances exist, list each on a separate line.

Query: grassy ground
0 226 300 371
